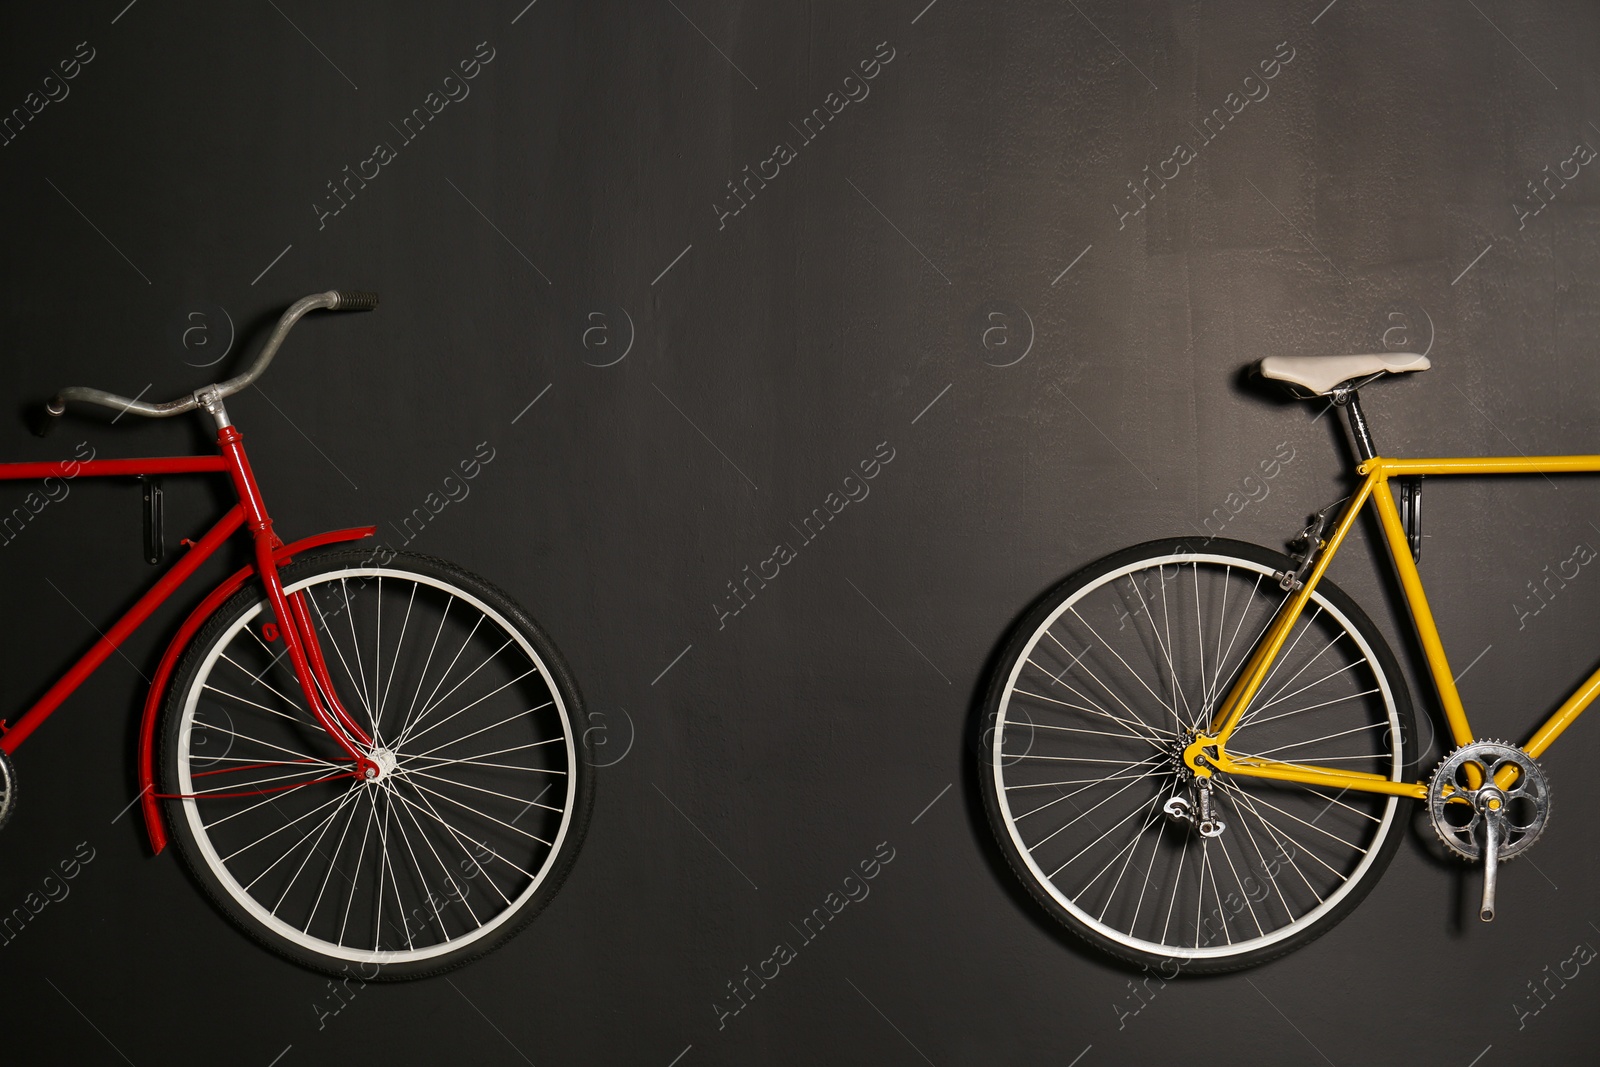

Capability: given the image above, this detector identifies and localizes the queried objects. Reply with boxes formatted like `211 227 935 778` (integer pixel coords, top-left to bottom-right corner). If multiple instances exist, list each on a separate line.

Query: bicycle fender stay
137 526 376 854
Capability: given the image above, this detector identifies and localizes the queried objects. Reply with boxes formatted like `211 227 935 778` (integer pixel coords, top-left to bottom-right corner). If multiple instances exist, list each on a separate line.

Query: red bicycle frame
0 425 376 852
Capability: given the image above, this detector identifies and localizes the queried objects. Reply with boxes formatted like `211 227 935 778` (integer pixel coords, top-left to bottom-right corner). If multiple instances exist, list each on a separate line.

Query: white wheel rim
176 567 578 966
990 551 1403 960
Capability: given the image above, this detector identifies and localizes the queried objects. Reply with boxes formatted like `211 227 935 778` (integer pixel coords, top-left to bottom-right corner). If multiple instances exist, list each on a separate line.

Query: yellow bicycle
980 352 1578 972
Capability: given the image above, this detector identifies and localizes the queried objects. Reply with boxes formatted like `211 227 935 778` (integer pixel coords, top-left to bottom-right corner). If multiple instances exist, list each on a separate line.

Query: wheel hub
362 747 398 783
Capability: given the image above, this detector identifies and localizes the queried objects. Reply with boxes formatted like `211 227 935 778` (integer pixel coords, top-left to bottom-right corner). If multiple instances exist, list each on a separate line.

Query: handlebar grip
31 401 63 438
329 290 380 312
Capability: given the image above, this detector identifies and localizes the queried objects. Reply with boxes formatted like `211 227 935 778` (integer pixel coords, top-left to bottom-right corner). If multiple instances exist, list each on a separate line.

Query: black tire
979 538 1415 974
0 748 15 834
159 549 592 980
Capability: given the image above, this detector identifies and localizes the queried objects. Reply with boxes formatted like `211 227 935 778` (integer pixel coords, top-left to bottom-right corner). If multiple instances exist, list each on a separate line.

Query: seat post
1335 388 1378 462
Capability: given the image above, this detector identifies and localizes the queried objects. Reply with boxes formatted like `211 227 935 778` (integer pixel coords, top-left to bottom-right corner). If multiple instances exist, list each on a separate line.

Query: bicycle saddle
1258 352 1430 395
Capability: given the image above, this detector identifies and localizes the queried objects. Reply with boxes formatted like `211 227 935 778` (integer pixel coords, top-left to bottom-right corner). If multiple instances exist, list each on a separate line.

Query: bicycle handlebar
35 290 379 436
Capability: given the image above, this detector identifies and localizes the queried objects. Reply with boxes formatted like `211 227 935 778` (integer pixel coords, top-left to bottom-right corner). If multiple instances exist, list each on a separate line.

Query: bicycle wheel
980 538 1414 973
160 549 591 979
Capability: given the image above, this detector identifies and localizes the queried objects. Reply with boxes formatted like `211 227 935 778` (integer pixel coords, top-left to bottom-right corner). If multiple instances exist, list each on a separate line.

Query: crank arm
1480 805 1504 922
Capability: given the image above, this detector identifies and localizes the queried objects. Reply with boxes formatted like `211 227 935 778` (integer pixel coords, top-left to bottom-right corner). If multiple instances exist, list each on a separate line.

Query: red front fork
218 426 376 775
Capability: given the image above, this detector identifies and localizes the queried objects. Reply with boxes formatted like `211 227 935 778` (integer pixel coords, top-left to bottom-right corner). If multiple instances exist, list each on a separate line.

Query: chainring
1426 740 1549 860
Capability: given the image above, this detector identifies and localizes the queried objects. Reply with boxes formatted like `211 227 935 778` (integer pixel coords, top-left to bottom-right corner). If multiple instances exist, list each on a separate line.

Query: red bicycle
0 291 591 978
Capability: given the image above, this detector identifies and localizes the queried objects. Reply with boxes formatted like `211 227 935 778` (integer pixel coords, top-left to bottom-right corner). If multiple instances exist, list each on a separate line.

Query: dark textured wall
2 1 1598 1064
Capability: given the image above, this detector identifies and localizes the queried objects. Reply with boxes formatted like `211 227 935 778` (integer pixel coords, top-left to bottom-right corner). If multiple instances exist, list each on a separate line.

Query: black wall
2 1 1598 1063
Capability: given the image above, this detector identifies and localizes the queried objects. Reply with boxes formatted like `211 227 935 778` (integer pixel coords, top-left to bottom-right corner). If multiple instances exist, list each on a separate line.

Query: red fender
138 526 376 853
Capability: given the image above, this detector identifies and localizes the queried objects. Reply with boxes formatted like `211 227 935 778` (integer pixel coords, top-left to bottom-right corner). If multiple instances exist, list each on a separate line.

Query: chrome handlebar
38 290 379 434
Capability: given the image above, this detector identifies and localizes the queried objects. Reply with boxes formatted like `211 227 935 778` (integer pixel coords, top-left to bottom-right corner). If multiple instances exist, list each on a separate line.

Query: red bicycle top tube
0 455 229 481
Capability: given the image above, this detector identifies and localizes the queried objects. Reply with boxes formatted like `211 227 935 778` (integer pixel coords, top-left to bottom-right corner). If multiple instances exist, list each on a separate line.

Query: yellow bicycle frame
1186 454 1600 800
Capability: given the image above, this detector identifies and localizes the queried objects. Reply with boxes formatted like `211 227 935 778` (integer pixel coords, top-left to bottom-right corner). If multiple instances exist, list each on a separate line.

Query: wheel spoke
341 577 376 729
189 762 337 796
1234 683 1382 732
1004 767 1167 790
1249 634 1350 716
1046 786 1166 877
1239 605 1324 724
402 752 568 775
236 785 363 889
1022 652 1175 746
383 777 489 928
402 777 555 849
1214 830 1265 939
1237 719 1389 759
1219 784 1330 901
372 578 384 729
306 789 368 939
337 795 378 947
200 683 316 732
394 616 486 749
408 702 556 761
376 581 419 741
1009 686 1170 749
306 587 373 724
1218 782 1354 883
1124 571 1189 725
218 652 305 714
1090 793 1168 922
403 767 564 814
1013 765 1166 819
1066 607 1182 733
386 779 528 901
400 596 454 742
1191 563 1210 724
1221 787 1297 925
400 665 540 750
271 787 365 916
1161 831 1191 945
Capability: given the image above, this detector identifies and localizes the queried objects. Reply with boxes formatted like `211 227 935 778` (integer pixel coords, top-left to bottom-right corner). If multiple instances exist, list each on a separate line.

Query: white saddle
1258 353 1430 396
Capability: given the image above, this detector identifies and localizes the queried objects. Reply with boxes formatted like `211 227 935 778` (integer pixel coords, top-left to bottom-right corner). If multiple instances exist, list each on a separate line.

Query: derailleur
1275 497 1345 592
1164 776 1226 839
